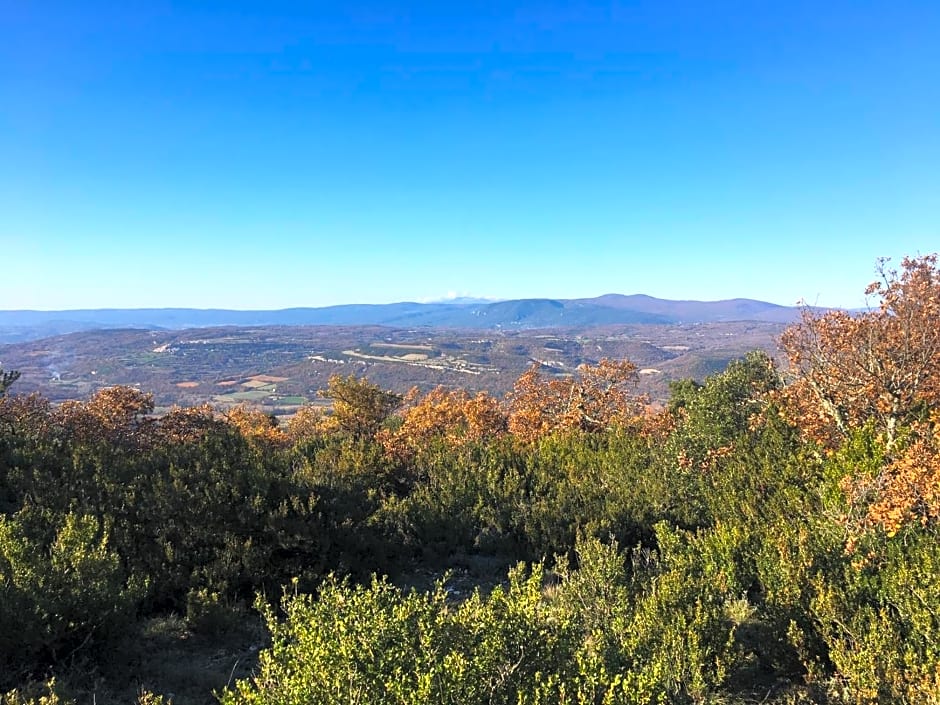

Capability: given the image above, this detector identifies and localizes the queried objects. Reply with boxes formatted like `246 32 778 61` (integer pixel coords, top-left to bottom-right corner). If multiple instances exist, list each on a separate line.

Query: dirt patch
175 381 200 388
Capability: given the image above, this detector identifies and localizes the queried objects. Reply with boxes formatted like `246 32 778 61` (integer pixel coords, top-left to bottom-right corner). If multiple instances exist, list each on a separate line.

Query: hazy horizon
2 291 809 314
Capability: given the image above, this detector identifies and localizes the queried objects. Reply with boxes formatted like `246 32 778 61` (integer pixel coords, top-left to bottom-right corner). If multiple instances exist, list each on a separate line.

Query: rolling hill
0 295 803 343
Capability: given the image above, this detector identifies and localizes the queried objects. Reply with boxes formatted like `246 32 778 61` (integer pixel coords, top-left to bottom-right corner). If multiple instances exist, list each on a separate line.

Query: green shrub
223 533 746 705
810 528 940 703
0 510 140 687
534 529 744 705
221 563 570 705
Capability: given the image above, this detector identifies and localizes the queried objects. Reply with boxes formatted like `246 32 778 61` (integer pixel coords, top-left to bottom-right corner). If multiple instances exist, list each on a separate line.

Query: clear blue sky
2 1 938 310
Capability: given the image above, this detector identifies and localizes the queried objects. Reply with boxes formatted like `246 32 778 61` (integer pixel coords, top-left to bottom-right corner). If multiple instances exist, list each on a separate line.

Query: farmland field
0 322 787 413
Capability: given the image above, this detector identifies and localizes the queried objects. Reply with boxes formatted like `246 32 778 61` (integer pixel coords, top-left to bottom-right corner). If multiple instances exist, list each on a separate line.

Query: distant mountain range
0 295 804 344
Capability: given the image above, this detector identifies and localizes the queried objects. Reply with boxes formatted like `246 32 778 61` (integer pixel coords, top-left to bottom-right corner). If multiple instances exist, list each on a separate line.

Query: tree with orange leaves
155 404 225 444
381 386 506 459
285 404 330 444
779 254 940 451
224 404 287 447
506 358 645 443
779 254 940 536
849 411 940 536
56 385 155 447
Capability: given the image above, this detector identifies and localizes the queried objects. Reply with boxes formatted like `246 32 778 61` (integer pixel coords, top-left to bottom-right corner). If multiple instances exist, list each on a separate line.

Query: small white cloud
417 291 501 304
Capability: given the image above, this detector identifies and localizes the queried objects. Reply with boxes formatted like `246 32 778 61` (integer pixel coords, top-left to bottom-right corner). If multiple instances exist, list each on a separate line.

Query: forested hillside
2 255 939 704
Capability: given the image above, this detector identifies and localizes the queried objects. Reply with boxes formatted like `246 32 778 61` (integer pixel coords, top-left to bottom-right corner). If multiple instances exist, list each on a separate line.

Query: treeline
2 255 940 704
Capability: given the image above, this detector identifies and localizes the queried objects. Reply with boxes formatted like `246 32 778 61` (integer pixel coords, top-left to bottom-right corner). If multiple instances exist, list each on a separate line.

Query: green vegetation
215 389 273 402
2 256 940 704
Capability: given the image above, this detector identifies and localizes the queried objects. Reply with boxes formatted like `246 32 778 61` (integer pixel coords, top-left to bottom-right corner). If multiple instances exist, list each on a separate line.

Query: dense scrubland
2 255 939 704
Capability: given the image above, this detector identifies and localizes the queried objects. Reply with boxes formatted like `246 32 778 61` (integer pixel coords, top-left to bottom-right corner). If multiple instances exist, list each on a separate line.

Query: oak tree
225 404 286 447
779 254 940 535
381 386 506 459
507 358 645 443
56 386 154 447
779 254 940 450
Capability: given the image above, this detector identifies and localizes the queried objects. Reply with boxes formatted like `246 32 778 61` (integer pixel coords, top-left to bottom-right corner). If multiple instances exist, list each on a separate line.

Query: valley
0 321 787 413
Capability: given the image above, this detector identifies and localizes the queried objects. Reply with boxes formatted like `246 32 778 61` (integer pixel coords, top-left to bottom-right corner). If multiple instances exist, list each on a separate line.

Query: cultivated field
0 322 787 413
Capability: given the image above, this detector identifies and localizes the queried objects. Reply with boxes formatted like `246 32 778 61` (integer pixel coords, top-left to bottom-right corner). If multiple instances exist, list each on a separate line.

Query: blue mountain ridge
0 295 803 344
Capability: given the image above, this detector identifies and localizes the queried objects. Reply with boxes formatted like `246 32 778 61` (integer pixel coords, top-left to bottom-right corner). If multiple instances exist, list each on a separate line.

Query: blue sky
2 1 938 310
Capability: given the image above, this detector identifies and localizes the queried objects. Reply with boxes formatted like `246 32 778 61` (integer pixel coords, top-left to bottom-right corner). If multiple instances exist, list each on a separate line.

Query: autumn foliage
841 412 940 537
507 358 647 443
57 386 155 446
155 404 225 444
778 253 940 538
224 405 287 447
381 386 506 460
779 254 940 450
